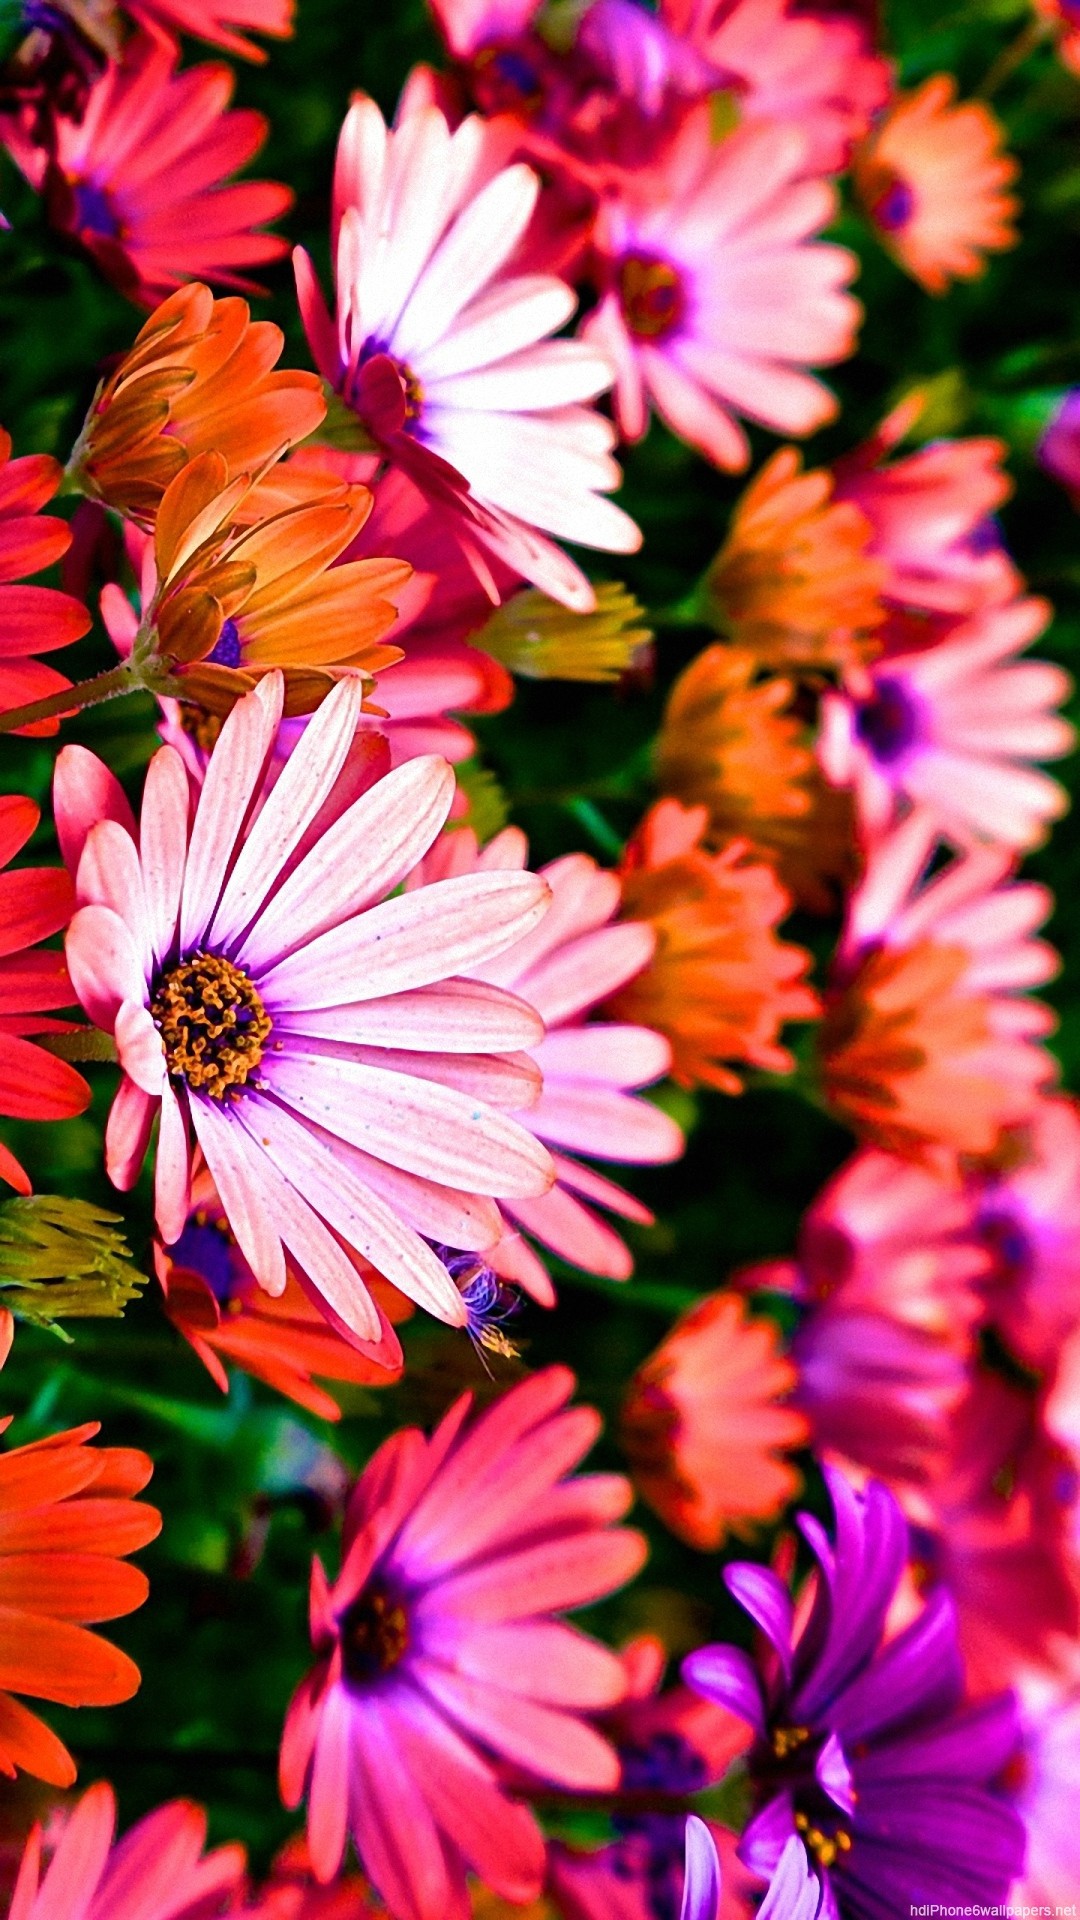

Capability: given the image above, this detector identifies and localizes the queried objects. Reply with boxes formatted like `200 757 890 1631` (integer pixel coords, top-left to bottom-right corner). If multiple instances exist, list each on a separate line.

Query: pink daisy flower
977 1095 1080 1374
293 89 641 613
279 1366 647 1919
0 34 291 306
9 1779 245 1920
410 826 685 1303
1015 1684 1080 1906
819 595 1074 851
661 0 891 177
582 107 860 471
54 672 556 1345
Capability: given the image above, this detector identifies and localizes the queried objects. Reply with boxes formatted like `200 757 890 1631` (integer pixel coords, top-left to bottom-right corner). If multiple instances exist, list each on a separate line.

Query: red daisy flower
0 429 89 734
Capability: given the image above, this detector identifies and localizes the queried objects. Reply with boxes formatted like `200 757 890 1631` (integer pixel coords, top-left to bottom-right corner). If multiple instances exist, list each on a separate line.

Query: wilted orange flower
607 798 819 1093
853 75 1020 295
68 283 326 526
702 447 886 670
621 1291 807 1550
0 1313 160 1786
143 452 408 714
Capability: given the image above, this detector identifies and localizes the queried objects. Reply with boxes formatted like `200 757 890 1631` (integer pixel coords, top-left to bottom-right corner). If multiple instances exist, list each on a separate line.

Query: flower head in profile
684 1468 1026 1914
0 1194 144 1331
820 595 1074 852
294 89 640 612
9 1779 245 1920
0 1314 160 1786
279 1367 647 1920
583 110 860 472
3 34 292 305
832 397 1021 617
702 448 886 669
158 1158 409 1419
68 283 326 526
818 809 1058 1163
607 800 818 1094
853 75 1019 295
410 825 683 1301
0 795 90 1195
476 580 653 683
0 429 90 732
622 1290 807 1550
56 674 556 1346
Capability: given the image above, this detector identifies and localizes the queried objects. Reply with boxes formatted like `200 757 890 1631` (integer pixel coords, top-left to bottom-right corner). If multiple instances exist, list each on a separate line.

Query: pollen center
618 253 685 340
794 1809 853 1870
340 1587 411 1686
151 952 271 1100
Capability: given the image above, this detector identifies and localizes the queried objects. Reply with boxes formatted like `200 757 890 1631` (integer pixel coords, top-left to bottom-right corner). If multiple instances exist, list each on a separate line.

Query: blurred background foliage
0 0 1078 1870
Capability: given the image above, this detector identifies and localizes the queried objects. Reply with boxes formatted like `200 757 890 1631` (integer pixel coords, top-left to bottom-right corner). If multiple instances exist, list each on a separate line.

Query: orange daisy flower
68 283 326 526
853 75 1020 295
621 1290 807 1550
702 446 886 671
0 1313 160 1786
144 452 408 714
607 799 819 1094
654 642 858 911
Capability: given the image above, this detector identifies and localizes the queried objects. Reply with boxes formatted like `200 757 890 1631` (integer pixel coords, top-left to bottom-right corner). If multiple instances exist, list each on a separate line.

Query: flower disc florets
151 951 272 1100
340 1587 411 1686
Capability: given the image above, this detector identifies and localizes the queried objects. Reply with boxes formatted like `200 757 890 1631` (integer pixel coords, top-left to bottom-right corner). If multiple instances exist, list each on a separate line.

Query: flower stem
0 661 142 734
976 16 1048 97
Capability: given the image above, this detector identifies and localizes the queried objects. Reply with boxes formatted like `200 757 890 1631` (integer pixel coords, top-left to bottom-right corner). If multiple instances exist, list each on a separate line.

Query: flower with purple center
682 1467 1026 1917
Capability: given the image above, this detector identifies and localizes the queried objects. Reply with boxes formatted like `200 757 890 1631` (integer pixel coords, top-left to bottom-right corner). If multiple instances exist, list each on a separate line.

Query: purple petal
815 1730 855 1818
680 1815 722 1920
827 1589 963 1749
724 1564 794 1681
681 1646 764 1733
759 1836 825 1920
740 1793 799 1882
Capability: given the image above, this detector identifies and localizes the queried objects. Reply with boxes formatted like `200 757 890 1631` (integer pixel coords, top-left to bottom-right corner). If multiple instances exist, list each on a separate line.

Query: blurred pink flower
124 0 293 60
54 673 556 1345
820 596 1074 851
583 108 860 470
0 34 291 306
279 1367 647 1919
1039 389 1080 507
1015 1683 1080 1905
10 1779 245 1920
977 1097 1080 1373
411 826 684 1302
293 90 640 612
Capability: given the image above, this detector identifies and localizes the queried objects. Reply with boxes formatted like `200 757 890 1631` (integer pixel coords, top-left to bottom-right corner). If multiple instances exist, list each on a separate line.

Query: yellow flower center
794 1809 854 1870
341 1588 411 1685
618 254 685 340
152 952 272 1101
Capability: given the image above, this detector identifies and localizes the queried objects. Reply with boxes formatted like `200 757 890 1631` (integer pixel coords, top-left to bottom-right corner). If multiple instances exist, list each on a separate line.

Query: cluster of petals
609 799 819 1094
976 1094 1080 1371
9 1778 245 1920
817 808 1058 1162
583 107 860 472
0 428 90 730
0 1313 160 1786
56 673 559 1346
410 823 683 1296
294 89 640 612
280 1366 647 1920
0 33 292 305
852 74 1020 295
127 0 293 61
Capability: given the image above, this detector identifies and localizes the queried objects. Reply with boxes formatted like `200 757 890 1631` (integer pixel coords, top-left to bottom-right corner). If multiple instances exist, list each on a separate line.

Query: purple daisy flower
682 1468 1026 1917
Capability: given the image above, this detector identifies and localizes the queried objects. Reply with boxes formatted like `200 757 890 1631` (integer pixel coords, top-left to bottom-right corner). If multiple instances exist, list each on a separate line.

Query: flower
475 581 652 683
0 795 90 1196
408 825 683 1300
832 397 1021 617
661 0 891 176
621 1291 807 1549
653 646 856 913
55 674 556 1343
852 75 1020 295
976 1096 1080 1372
279 1367 647 1919
128 451 409 715
0 1313 160 1786
2 34 292 306
68 283 326 526
158 1158 408 1418
1015 1684 1080 1904
819 596 1074 852
1038 388 1080 506
607 800 818 1094
0 1194 143 1330
582 108 860 472
293 90 640 613
8 1779 245 1919
700 448 886 669
124 0 292 60
683 1467 1026 1913
817 809 1058 1162
0 428 90 733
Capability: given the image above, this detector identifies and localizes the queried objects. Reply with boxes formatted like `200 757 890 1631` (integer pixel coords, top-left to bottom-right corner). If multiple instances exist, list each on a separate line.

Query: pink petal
433 1619 626 1709
140 746 190 966
273 978 544 1054
412 1660 620 1788
154 1080 191 1244
179 675 283 954
76 821 153 980
188 1092 287 1297
426 1525 646 1622
104 1078 156 1191
114 1000 165 1096
346 1694 463 1920
65 905 147 1031
53 745 137 881
306 1683 352 1883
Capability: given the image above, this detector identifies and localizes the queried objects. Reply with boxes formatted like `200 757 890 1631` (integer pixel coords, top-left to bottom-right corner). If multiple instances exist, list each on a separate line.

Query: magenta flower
583 107 860 471
1039 389 1080 507
977 1095 1080 1371
294 89 641 612
410 826 685 1301
54 673 556 1344
683 1469 1026 1916
819 595 1074 851
279 1366 647 1919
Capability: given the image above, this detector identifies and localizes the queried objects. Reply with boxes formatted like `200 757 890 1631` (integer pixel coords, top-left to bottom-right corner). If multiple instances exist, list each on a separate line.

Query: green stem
0 660 142 735
976 16 1048 96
